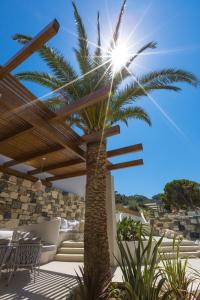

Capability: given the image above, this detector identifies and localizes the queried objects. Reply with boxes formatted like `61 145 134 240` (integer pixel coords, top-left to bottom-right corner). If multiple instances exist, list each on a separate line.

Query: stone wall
0 172 85 228
152 210 200 240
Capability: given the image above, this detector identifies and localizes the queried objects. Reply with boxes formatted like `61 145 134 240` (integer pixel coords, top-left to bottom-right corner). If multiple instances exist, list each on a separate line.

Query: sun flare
110 42 131 72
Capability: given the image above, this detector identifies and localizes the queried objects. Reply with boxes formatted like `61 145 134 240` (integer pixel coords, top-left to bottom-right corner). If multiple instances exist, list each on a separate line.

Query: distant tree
164 179 200 209
152 193 163 201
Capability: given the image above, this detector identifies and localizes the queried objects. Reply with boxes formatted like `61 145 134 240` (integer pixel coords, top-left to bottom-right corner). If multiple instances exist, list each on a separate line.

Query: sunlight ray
95 65 114 175
94 63 112 90
1 58 112 120
125 1 153 45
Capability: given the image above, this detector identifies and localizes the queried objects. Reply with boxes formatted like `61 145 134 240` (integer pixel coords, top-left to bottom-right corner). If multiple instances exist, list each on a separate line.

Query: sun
110 42 131 72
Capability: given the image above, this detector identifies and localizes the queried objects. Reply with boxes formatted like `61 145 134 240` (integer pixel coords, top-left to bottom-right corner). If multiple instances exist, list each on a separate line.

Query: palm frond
111 106 151 126
110 0 127 48
93 12 102 66
13 34 79 96
44 97 65 112
15 71 63 90
15 71 73 102
72 1 92 75
112 82 181 110
139 69 198 87
126 41 157 68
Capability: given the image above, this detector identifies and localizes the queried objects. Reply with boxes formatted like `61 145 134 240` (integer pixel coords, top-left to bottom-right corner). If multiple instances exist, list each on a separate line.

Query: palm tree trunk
84 139 111 280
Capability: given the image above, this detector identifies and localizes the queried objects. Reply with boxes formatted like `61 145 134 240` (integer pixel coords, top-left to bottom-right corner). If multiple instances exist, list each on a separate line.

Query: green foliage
70 267 110 300
117 218 149 241
13 2 198 134
160 242 200 300
164 179 200 209
116 233 168 300
115 191 150 207
117 232 200 300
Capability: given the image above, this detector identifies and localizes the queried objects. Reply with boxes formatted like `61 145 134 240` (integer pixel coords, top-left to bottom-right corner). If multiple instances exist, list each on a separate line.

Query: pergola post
106 173 118 267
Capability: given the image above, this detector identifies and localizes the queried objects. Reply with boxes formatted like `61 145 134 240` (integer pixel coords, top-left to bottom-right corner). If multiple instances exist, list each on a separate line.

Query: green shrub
117 218 149 241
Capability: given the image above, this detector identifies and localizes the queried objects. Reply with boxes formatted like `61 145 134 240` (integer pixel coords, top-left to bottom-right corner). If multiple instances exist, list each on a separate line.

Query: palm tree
13 0 197 281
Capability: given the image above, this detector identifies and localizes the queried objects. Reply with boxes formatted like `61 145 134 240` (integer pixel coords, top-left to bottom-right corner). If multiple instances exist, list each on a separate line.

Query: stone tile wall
0 172 85 228
152 210 200 240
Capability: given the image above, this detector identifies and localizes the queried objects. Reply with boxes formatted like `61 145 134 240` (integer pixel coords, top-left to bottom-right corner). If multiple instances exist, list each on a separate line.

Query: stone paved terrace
0 259 200 299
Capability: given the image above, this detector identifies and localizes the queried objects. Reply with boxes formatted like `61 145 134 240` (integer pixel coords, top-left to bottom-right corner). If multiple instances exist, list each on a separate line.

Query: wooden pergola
0 19 143 187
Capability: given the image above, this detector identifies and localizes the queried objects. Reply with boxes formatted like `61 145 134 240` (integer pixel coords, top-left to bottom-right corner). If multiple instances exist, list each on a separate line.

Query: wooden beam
27 158 83 175
46 170 86 181
46 159 143 181
0 19 60 79
50 86 110 122
27 144 142 175
81 125 120 144
3 145 64 168
0 165 51 187
108 159 143 171
107 144 143 158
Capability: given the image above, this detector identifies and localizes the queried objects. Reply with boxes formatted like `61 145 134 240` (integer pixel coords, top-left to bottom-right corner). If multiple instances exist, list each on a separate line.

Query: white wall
52 176 86 196
0 154 86 197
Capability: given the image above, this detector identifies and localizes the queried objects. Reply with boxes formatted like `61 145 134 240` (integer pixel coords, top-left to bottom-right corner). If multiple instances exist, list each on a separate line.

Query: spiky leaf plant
70 267 110 300
160 241 200 300
116 232 171 299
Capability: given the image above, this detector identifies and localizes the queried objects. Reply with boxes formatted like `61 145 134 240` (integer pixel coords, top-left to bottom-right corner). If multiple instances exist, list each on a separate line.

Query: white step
160 240 195 247
58 247 84 254
55 253 84 262
61 241 84 248
159 245 200 253
160 251 200 259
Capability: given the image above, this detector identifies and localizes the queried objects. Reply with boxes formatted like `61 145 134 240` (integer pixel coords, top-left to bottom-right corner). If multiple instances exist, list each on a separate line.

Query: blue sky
1 0 200 198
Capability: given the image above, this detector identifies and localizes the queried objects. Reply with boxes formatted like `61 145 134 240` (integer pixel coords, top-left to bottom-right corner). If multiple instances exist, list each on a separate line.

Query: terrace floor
0 259 200 299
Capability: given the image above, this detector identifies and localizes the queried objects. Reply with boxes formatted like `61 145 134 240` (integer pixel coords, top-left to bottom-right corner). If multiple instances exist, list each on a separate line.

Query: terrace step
61 241 84 248
58 247 84 254
160 251 200 259
160 240 195 247
55 253 84 262
159 245 200 253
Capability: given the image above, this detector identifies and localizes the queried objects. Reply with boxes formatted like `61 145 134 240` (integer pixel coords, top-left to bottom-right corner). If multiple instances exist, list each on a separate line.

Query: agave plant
13 0 198 280
116 232 170 299
70 267 110 300
160 243 200 300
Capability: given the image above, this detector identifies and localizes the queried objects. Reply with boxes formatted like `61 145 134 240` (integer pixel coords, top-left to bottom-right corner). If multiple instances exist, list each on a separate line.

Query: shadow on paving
0 269 77 300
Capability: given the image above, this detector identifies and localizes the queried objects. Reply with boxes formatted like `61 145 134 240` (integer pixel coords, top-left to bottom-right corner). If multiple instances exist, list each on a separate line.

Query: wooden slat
107 144 143 158
0 125 34 146
0 87 110 147
28 158 83 175
0 165 51 187
0 19 60 79
46 159 143 181
0 79 86 161
81 125 120 144
3 145 64 167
